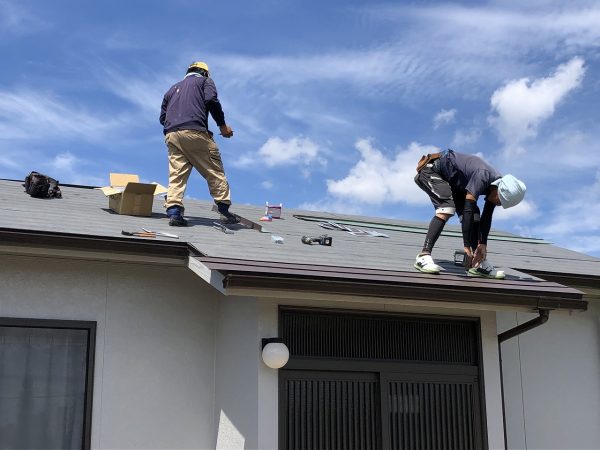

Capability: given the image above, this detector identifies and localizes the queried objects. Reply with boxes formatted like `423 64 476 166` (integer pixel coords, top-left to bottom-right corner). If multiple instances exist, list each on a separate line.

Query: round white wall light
261 338 289 369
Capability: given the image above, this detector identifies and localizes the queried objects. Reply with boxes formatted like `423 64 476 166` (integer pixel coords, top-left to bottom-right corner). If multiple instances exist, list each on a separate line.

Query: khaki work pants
164 130 231 210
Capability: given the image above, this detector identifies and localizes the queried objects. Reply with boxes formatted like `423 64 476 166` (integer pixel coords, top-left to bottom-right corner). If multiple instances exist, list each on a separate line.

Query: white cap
491 174 526 209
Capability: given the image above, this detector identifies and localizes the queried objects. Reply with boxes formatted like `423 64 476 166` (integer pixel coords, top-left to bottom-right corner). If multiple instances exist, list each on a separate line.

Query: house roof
1 179 597 311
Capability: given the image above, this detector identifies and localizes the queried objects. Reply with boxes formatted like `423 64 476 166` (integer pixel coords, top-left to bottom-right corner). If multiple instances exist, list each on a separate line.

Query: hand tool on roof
141 228 179 239
453 250 472 268
301 235 332 246
122 230 156 238
210 205 265 231
212 221 234 234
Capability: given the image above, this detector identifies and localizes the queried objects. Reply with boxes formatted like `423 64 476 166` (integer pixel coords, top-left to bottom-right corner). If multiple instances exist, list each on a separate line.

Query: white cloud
217 48 419 94
451 128 481 148
234 136 322 168
0 0 48 34
261 180 274 190
532 171 600 255
433 109 457 129
0 90 121 143
297 199 365 216
216 1 597 101
51 152 78 172
359 4 599 99
326 139 436 205
101 67 171 118
260 137 319 167
488 57 586 153
373 4 600 58
493 199 539 222
0 155 20 170
566 236 600 256
38 151 104 186
209 4 600 103
0 147 104 186
170 3 600 152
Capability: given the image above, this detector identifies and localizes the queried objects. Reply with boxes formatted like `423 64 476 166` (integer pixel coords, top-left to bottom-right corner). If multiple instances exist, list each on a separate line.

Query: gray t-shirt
439 151 502 197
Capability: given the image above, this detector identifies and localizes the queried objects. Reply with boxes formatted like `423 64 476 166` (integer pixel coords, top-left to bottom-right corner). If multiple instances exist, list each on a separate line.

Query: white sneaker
467 260 505 279
414 254 442 274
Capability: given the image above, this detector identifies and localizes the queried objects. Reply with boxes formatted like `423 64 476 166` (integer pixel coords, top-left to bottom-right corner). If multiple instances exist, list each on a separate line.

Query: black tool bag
23 171 62 199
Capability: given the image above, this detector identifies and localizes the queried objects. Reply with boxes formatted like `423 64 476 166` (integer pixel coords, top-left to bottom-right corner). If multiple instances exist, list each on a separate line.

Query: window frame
0 317 96 450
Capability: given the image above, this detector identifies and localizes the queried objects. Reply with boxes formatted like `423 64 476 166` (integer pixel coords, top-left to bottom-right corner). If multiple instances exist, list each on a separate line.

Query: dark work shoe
216 202 230 214
216 202 240 224
220 210 240 224
169 215 188 227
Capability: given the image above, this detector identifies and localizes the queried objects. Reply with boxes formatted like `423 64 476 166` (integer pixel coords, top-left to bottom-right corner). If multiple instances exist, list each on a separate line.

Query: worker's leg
176 130 231 205
414 167 455 255
165 131 194 210
413 167 456 273
422 214 452 254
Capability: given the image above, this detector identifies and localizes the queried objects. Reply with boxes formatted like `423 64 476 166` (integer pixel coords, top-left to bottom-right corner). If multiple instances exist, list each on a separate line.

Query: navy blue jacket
160 73 226 135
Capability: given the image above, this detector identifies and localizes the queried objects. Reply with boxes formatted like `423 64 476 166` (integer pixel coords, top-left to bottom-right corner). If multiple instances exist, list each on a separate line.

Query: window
0 318 96 450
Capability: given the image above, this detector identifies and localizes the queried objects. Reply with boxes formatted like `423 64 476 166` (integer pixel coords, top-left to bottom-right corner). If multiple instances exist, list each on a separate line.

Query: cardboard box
265 202 282 219
97 173 168 217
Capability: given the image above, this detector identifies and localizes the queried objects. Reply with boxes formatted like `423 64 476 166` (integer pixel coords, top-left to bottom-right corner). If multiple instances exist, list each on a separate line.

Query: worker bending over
414 149 526 278
160 61 239 226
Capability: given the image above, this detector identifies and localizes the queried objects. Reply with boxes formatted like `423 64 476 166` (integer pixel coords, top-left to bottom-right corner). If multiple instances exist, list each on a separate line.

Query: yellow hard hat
187 61 209 75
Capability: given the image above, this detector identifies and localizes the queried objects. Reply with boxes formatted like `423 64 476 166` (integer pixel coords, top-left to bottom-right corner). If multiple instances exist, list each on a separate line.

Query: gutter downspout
498 309 550 450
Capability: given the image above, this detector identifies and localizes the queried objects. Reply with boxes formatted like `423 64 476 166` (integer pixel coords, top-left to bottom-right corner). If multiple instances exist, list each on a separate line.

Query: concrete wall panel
0 254 220 449
499 303 600 450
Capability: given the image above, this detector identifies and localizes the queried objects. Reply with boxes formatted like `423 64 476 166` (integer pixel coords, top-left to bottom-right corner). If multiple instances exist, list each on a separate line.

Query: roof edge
196 256 586 312
222 273 587 312
0 227 195 260
517 269 600 291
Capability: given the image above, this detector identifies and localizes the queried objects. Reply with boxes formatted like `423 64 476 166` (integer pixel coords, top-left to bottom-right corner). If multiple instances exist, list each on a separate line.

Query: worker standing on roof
413 149 526 278
160 61 239 226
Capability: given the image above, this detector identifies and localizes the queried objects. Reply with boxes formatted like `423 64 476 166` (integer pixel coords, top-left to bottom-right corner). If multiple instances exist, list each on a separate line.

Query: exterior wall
213 296 260 449
498 302 600 450
1 251 512 450
0 254 220 449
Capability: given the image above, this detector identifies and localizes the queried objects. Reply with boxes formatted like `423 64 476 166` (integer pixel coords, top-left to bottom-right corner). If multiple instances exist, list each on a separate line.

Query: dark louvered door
382 374 484 450
279 308 487 450
281 371 381 450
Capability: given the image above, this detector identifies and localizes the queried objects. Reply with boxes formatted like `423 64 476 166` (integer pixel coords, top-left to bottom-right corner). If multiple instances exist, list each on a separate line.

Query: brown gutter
221 273 587 311
196 256 586 310
498 309 550 343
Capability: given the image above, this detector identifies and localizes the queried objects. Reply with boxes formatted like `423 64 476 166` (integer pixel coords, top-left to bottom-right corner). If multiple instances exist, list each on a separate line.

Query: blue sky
1 0 600 257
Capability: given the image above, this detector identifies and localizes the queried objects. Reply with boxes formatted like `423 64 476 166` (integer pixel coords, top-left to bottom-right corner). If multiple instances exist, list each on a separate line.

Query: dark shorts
414 162 465 216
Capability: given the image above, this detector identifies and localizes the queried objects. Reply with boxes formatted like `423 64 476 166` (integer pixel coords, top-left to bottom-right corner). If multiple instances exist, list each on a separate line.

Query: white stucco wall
498 301 600 450
0 254 220 449
213 295 260 449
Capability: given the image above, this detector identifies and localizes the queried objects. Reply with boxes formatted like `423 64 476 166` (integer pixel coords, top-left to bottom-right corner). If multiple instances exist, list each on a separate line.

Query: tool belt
416 152 442 173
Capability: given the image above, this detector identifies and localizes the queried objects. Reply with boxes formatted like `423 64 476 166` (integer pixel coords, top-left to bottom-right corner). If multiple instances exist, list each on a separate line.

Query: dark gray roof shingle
1 179 598 280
